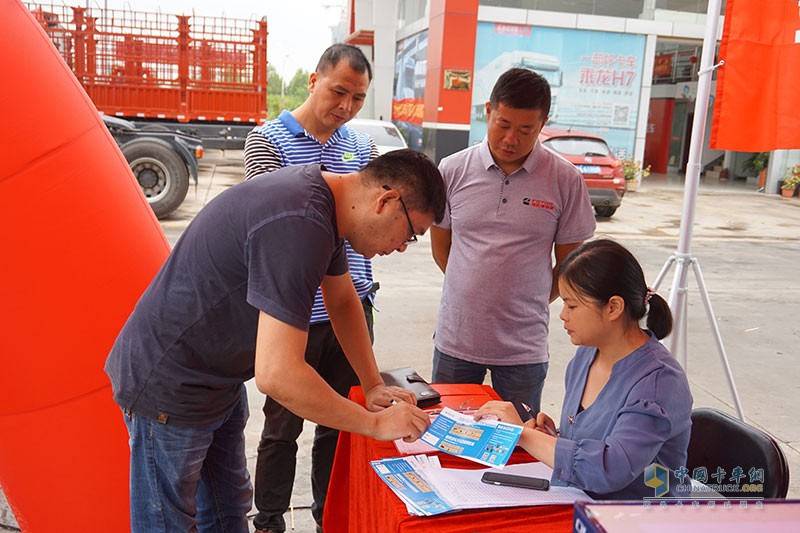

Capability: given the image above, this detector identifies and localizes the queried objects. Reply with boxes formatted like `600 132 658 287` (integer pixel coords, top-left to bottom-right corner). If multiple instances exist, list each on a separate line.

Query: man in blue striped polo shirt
244 44 380 533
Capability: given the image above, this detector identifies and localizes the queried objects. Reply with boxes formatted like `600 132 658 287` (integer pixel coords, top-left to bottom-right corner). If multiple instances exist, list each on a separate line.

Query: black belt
361 281 380 304
364 281 380 298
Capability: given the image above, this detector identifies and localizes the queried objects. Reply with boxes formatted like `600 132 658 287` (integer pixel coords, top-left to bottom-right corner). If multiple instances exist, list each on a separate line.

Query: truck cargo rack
27 2 267 130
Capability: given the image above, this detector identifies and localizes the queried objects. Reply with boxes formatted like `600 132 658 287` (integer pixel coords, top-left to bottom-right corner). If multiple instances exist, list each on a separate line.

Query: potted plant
743 152 769 191
622 158 650 192
780 164 800 198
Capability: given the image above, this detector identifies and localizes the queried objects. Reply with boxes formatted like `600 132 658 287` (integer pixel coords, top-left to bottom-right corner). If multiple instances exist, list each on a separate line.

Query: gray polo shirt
434 139 595 366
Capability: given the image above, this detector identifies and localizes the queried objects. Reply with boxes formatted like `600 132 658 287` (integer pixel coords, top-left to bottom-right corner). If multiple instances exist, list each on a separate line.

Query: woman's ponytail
645 293 673 340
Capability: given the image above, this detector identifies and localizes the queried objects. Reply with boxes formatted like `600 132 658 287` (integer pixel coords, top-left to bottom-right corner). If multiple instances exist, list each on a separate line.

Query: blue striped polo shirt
244 110 379 324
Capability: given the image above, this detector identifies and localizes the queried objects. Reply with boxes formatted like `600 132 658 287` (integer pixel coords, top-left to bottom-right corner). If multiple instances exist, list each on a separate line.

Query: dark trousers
432 347 548 419
253 299 373 532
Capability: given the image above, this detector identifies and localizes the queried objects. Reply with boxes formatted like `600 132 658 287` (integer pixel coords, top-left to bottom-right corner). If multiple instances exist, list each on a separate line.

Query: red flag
710 0 800 150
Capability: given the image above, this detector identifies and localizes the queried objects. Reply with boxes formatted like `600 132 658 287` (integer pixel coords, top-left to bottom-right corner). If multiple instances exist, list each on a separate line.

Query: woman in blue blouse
476 239 692 499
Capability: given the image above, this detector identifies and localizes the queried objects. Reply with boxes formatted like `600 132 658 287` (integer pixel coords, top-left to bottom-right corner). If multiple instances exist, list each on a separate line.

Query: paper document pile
370 455 454 516
371 455 594 516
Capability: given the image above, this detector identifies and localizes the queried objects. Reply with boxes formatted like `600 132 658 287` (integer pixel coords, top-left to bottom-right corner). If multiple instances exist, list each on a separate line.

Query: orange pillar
0 1 169 530
177 15 191 121
422 0 479 163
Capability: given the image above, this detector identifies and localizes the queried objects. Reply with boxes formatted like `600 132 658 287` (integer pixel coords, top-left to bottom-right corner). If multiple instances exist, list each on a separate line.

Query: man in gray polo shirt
430 68 595 418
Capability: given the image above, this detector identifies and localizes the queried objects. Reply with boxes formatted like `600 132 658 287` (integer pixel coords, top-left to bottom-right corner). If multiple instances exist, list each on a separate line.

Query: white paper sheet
394 437 439 455
421 461 594 509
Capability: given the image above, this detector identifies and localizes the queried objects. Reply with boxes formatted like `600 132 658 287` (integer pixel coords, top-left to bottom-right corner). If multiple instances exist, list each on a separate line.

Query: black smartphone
481 472 550 491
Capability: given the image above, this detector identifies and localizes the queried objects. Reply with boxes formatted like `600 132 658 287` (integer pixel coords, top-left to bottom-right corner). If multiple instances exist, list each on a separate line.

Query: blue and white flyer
419 407 522 468
370 456 455 516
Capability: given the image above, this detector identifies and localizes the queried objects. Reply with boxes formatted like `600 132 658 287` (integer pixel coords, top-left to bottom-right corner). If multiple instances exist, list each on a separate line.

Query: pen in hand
540 423 559 437
521 402 558 437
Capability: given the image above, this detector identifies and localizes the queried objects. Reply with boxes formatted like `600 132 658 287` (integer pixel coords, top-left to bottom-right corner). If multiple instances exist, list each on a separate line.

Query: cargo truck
26 2 268 217
27 2 268 149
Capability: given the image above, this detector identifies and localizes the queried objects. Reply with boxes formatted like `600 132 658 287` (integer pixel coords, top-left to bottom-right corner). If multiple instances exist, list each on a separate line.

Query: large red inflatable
0 1 170 530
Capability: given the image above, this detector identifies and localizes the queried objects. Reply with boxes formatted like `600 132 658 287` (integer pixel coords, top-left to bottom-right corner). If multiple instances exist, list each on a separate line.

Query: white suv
347 118 408 155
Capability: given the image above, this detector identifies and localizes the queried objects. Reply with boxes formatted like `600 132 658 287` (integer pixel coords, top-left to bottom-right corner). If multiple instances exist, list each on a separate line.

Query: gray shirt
434 139 595 365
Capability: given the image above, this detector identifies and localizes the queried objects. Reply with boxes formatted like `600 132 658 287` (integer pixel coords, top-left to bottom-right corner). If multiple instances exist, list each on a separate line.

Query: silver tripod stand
650 0 745 422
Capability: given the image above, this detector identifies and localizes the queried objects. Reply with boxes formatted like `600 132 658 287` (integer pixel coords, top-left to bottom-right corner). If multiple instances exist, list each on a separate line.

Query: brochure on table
370 455 454 516
420 407 522 468
371 455 594 517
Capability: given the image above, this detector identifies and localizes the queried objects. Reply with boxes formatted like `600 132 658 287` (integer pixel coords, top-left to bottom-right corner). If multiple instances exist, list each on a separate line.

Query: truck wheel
121 140 189 219
594 206 617 218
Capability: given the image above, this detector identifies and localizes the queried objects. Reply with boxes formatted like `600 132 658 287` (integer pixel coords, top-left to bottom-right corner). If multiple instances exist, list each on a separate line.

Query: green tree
286 69 310 98
265 68 309 120
267 64 284 96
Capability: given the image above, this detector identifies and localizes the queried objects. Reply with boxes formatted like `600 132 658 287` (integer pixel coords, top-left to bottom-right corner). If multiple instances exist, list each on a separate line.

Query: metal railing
26 2 268 123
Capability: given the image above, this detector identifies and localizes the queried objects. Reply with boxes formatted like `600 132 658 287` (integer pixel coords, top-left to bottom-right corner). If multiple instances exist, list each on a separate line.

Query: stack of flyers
370 455 455 516
419 407 522 468
371 456 593 516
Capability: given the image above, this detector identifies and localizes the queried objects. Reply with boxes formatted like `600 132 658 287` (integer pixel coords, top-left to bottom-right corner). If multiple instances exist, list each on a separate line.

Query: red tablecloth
322 384 573 533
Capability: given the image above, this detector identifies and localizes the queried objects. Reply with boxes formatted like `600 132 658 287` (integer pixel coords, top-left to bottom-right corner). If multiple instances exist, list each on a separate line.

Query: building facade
343 0 797 193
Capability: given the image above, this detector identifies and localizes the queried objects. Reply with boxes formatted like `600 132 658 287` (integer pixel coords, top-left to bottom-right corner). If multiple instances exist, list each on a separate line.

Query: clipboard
380 367 441 408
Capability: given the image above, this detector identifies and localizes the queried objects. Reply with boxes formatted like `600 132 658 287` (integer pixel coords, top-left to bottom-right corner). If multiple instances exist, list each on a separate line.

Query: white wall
372 0 398 120
767 150 800 194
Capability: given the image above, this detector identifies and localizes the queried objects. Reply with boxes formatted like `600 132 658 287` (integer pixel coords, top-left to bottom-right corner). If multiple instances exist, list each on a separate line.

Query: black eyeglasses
382 185 418 244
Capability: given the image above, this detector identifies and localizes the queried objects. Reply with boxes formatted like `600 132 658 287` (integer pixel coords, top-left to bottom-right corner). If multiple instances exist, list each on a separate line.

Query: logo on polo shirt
341 152 355 162
522 197 555 211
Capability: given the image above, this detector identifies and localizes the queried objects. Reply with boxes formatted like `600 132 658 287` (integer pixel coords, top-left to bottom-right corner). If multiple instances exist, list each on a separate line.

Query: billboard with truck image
470 22 645 159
